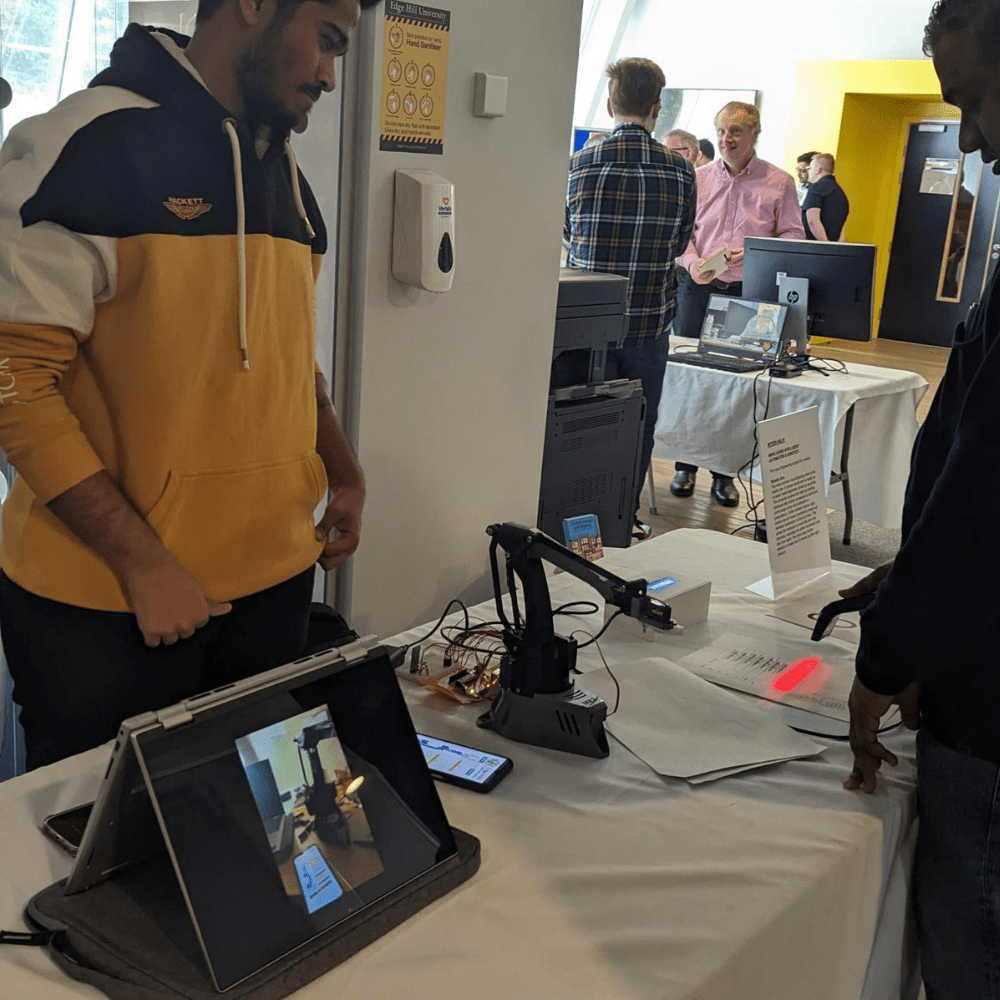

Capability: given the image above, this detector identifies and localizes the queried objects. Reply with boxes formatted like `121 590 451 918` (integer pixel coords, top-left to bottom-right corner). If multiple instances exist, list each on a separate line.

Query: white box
473 72 508 118
603 573 712 642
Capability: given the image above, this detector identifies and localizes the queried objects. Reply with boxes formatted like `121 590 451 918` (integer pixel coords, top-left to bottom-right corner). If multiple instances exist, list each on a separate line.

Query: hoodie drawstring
222 119 250 371
284 139 317 241
221 122 317 372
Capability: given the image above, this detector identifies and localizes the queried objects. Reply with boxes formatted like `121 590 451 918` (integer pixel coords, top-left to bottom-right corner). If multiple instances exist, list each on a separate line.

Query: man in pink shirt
669 101 805 507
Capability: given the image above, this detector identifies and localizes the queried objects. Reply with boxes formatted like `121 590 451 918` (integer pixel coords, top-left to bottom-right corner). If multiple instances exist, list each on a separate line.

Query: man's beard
236 21 298 135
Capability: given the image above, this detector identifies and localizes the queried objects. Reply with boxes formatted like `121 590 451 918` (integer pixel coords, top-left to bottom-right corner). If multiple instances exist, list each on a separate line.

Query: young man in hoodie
0 0 378 769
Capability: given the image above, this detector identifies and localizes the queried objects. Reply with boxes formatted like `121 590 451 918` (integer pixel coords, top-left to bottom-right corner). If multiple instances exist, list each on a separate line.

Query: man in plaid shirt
564 57 695 539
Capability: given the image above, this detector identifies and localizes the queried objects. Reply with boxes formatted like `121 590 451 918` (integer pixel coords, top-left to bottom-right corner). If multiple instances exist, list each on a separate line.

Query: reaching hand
843 676 898 793
844 677 920 794
123 557 231 648
839 559 893 599
315 479 366 571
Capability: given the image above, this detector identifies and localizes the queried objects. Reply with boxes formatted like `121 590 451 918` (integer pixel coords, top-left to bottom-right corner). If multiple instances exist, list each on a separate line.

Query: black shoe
632 517 652 541
670 470 696 497
711 476 739 507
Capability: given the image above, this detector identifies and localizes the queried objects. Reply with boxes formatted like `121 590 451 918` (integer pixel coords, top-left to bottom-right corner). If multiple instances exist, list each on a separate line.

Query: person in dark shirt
840 3 1000 996
695 138 715 166
801 153 850 241
564 57 696 539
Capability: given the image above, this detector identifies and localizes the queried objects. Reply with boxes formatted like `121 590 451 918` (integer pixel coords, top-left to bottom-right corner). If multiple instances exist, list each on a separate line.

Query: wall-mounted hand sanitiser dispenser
391 169 455 293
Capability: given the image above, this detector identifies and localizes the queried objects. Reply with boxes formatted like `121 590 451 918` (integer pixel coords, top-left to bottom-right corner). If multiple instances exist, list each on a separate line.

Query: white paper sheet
679 632 854 722
603 657 824 782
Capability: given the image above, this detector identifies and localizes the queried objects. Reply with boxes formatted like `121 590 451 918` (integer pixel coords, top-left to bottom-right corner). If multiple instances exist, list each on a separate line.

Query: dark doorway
880 122 1000 346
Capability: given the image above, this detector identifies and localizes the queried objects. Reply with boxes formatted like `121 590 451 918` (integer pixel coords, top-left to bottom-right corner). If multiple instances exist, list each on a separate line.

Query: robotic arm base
477 683 609 759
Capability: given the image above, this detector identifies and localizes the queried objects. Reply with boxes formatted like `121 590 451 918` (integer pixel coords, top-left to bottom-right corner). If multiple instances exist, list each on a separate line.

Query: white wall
336 1 584 638
577 0 936 166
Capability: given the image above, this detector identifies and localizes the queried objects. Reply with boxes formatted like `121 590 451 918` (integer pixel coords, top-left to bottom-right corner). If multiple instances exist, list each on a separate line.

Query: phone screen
417 734 511 789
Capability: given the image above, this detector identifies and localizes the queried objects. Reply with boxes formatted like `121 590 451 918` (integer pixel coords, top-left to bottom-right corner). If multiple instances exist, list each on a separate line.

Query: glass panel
938 151 983 302
0 0 129 144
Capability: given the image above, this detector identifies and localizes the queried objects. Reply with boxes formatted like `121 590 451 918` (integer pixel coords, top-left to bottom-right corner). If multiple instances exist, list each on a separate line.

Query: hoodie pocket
145 452 327 588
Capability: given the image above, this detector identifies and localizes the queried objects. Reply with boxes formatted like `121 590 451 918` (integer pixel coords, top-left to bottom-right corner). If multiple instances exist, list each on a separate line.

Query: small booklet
562 514 604 561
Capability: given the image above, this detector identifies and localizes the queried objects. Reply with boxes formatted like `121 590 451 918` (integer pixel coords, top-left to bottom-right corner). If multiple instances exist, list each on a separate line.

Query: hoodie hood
91 26 237 142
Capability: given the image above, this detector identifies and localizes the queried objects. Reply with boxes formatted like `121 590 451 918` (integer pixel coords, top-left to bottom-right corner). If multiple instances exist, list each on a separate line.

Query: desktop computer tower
538 270 644 549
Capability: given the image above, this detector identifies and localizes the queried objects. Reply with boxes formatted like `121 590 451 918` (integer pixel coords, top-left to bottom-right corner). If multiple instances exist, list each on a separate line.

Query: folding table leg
829 404 855 545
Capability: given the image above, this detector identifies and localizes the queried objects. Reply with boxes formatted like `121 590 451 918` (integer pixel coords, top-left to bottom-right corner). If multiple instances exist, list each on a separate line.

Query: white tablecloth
654 344 929 529
0 530 919 1000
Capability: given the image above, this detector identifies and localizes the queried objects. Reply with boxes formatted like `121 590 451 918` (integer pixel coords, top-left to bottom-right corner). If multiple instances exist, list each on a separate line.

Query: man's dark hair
198 0 382 26
698 138 715 161
924 0 1000 59
797 150 820 165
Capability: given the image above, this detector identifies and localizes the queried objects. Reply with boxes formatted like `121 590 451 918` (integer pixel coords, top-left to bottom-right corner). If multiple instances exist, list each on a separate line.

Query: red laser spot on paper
768 657 835 700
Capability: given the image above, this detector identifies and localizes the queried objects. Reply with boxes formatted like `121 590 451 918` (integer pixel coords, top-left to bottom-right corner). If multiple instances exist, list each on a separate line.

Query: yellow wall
784 61 958 334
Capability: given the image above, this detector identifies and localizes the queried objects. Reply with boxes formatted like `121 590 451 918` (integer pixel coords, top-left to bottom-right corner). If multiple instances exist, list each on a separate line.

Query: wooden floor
640 336 950 540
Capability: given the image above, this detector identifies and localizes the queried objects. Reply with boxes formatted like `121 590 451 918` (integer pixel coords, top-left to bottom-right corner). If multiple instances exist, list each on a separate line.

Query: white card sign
747 406 832 600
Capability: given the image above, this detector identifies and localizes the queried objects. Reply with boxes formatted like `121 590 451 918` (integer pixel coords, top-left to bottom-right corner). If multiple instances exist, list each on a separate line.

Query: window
0 0 129 144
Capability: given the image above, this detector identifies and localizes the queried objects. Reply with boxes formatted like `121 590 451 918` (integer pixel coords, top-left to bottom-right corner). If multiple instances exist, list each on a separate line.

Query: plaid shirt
564 123 696 342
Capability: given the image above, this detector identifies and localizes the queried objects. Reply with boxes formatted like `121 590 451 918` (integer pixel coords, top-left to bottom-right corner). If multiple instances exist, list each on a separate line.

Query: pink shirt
677 155 805 284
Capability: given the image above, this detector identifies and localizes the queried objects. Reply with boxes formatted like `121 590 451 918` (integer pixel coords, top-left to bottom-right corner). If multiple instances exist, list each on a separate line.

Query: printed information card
380 1 451 154
747 406 832 600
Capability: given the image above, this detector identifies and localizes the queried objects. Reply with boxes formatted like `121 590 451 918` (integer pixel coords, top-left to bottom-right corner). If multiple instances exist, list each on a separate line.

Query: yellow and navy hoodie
0 25 329 612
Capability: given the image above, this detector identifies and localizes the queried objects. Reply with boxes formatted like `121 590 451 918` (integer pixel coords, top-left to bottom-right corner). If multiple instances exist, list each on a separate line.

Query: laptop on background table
669 294 790 372
62 639 459 993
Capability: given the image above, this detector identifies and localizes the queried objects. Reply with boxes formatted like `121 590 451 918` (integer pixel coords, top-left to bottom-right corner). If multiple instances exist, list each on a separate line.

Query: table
0 530 920 1000
653 344 929 531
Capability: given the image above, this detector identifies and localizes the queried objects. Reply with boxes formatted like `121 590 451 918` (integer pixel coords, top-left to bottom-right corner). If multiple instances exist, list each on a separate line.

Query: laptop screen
131 648 456 991
700 294 788 358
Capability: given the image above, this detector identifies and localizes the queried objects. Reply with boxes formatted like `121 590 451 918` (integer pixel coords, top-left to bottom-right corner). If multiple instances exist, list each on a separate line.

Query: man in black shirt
841 3 1000 997
801 154 849 240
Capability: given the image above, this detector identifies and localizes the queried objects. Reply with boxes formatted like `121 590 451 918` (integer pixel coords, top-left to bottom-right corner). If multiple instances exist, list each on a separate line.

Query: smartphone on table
416 733 513 792
41 801 95 856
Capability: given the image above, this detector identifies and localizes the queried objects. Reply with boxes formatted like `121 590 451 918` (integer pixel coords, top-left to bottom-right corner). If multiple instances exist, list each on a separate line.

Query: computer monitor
742 238 877 345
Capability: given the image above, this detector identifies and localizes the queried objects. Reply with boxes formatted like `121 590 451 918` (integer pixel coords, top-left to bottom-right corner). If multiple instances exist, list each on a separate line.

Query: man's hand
47 471 231 647
839 559 893 599
689 259 716 285
725 248 744 268
315 479 365 571
121 556 231 648
844 676 919 793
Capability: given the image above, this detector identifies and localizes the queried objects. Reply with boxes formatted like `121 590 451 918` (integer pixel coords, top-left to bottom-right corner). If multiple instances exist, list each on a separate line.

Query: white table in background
654 344 928 532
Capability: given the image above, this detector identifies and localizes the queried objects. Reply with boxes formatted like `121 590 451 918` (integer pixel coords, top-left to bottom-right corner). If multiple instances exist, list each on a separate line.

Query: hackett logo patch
164 197 212 220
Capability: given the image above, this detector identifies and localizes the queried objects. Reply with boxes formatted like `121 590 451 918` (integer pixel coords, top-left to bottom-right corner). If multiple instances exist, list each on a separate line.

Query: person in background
838 3 1000 998
802 153 850 241
695 138 715 166
0 0 374 770
664 128 700 164
795 150 820 205
671 101 804 507
565 57 696 540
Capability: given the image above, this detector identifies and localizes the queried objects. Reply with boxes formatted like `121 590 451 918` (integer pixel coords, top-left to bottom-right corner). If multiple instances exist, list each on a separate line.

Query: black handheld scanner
810 592 876 641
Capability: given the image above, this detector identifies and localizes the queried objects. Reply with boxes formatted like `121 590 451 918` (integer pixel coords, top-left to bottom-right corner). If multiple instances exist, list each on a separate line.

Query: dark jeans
673 268 743 480
914 728 1000 1000
0 567 315 770
606 335 669 516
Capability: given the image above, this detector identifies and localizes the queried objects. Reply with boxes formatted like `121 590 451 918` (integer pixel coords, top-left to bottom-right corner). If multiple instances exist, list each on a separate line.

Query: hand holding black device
810 592 876 641
417 734 513 792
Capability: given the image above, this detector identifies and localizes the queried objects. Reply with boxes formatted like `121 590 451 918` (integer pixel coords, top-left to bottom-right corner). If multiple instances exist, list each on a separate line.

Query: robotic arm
477 523 676 758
